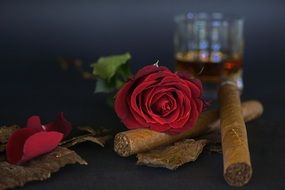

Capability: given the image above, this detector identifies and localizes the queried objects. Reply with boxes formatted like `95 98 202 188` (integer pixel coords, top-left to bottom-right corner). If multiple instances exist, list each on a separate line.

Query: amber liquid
175 51 242 83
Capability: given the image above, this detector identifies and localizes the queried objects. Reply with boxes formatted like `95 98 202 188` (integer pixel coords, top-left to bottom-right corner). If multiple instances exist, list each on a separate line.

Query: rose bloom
115 64 207 134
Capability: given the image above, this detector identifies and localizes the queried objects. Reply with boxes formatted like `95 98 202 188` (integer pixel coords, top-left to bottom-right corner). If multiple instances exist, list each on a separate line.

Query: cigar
114 100 263 157
219 81 252 186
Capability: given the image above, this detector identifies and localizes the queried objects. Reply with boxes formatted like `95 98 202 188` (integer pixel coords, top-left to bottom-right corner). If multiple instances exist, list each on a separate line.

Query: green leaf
117 62 131 82
114 79 124 90
91 53 131 81
94 78 116 93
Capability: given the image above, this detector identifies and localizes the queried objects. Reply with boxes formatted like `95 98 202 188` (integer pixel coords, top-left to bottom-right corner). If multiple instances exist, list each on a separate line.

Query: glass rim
174 12 244 22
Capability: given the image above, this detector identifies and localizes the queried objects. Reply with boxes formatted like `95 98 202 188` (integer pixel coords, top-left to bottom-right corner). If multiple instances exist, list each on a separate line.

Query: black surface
0 0 285 189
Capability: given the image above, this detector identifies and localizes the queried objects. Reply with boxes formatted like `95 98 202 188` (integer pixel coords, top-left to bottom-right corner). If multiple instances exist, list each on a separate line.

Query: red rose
115 64 206 134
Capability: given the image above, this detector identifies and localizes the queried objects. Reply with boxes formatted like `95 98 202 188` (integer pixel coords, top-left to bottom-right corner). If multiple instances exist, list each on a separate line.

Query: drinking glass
174 12 244 99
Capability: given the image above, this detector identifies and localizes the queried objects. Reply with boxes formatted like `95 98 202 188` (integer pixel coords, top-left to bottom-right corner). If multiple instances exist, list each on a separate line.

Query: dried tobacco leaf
77 126 110 136
60 126 112 148
61 134 112 148
0 146 87 190
137 139 208 170
0 125 19 144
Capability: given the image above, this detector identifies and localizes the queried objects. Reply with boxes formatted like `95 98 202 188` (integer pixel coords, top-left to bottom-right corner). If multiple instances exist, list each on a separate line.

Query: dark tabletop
1 0 285 189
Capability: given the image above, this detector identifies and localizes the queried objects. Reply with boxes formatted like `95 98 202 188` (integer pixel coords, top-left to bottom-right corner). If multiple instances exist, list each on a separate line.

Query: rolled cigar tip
114 133 132 157
224 162 252 187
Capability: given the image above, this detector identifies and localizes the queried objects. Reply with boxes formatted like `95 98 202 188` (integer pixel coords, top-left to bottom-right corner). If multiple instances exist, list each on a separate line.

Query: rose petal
6 128 63 165
138 92 154 123
44 112 72 138
6 128 38 164
141 87 173 125
127 97 148 127
160 93 178 118
169 100 199 134
134 65 170 80
190 78 203 91
115 80 144 129
176 71 195 80
115 80 133 120
160 76 194 98
177 72 203 98
184 79 203 98
146 88 184 125
20 131 63 164
141 87 158 123
149 122 172 132
175 90 190 119
27 116 44 131
130 80 158 118
129 71 164 114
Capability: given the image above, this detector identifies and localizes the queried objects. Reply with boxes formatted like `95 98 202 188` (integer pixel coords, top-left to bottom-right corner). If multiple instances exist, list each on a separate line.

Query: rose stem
218 81 252 187
114 100 263 157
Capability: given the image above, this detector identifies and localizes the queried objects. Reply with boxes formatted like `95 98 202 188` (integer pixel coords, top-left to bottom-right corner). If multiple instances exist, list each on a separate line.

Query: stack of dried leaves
0 147 87 190
0 125 111 190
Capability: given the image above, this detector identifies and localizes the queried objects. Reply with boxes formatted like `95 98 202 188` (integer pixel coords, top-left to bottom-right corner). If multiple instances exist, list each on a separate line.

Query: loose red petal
20 131 63 164
6 128 38 164
27 116 44 131
44 113 72 138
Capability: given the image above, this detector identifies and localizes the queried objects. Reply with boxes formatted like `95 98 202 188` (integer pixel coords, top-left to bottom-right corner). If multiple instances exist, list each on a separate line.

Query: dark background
0 0 285 189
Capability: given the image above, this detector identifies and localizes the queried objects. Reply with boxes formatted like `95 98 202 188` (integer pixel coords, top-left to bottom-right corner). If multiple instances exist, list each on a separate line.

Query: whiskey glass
174 12 244 99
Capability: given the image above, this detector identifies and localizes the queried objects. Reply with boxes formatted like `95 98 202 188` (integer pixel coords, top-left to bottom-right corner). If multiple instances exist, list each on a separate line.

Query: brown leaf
0 125 19 144
137 139 208 170
60 126 112 148
0 146 87 190
61 134 112 148
77 126 110 136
